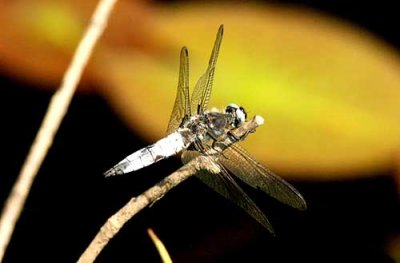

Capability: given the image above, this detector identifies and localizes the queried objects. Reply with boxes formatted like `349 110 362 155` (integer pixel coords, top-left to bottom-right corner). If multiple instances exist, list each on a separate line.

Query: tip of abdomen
104 167 124 177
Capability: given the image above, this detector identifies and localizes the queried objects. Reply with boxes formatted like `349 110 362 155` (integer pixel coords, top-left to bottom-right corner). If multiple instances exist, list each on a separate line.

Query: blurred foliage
1 0 400 180
388 234 400 263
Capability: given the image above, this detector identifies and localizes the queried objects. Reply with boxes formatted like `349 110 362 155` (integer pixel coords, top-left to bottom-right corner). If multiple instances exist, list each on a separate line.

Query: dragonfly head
225 103 247 127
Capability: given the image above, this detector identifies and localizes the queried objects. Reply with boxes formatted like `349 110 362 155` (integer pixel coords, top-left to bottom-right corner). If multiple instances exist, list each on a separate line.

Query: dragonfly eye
224 104 236 114
225 103 247 127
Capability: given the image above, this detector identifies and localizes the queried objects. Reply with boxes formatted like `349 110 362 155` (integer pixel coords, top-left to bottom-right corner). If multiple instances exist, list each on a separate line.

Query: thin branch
0 0 117 261
77 156 220 263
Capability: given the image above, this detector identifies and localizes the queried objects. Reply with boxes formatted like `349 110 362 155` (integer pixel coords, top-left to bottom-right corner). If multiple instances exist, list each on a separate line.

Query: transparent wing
191 25 224 115
181 150 275 233
219 144 307 210
167 47 191 134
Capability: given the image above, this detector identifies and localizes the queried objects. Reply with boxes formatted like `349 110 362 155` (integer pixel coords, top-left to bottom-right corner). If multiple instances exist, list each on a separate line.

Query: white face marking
236 108 246 124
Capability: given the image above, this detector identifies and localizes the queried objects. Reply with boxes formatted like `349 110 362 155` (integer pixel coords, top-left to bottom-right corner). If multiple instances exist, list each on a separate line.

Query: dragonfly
104 25 306 234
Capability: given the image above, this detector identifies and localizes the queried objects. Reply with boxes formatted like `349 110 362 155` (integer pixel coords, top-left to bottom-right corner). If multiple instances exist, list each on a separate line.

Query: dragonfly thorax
180 115 209 140
179 111 238 147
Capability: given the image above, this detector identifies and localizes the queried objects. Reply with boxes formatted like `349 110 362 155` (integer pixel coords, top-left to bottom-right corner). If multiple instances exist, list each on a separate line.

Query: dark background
0 1 399 262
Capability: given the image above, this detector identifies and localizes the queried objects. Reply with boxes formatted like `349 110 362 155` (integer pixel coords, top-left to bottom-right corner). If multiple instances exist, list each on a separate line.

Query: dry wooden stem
0 0 117 261
77 156 220 263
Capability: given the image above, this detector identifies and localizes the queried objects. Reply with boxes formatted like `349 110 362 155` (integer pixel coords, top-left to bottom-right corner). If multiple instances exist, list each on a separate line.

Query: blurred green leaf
99 3 400 179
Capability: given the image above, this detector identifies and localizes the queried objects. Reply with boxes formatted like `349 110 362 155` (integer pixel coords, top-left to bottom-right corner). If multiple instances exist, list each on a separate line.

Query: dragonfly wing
181 150 275 233
167 47 191 134
191 25 224 115
219 144 307 210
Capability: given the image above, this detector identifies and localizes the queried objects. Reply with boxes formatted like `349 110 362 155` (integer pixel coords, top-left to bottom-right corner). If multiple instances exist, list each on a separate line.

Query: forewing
167 47 191 134
181 150 275 233
191 25 224 115
219 144 307 210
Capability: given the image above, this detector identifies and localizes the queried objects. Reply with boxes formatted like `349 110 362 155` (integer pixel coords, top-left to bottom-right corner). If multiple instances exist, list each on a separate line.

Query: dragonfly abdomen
104 131 191 177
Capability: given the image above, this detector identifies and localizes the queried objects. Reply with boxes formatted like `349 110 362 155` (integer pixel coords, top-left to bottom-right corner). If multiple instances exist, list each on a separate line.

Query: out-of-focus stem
0 0 117 261
147 228 173 263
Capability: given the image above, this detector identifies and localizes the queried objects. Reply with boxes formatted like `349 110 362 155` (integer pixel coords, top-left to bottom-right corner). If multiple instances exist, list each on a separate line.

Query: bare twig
77 156 220 263
0 0 117 261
